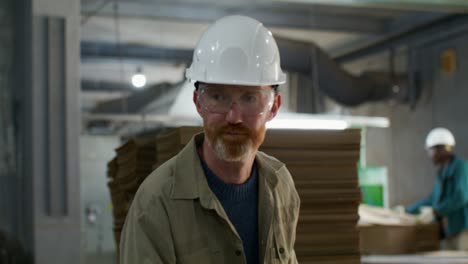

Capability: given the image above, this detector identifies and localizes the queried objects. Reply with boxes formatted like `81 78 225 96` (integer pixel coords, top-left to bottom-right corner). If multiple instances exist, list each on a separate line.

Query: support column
13 0 81 263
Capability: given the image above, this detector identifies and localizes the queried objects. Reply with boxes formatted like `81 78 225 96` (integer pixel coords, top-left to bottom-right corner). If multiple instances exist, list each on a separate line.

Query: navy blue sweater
201 160 259 264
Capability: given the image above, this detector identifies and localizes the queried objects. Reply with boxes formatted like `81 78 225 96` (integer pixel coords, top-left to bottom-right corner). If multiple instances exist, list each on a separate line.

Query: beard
204 123 266 162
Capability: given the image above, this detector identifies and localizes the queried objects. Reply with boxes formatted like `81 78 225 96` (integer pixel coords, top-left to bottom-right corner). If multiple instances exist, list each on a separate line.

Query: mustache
219 124 251 134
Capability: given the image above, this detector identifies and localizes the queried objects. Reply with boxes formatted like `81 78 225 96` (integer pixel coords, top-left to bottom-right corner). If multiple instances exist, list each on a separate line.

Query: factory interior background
1 0 468 263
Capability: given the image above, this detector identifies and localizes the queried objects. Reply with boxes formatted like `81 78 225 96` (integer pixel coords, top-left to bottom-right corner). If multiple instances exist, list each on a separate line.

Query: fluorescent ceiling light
267 112 390 130
267 118 348 130
345 116 389 128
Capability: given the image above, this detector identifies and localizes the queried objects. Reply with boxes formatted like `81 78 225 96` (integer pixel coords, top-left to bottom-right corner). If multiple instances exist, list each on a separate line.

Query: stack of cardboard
359 223 439 254
358 204 440 254
106 136 157 258
261 129 362 264
153 126 203 168
106 157 122 250
107 157 118 179
414 223 440 251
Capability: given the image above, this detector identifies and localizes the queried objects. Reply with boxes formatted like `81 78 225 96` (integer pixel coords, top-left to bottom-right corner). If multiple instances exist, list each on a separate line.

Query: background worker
406 127 468 250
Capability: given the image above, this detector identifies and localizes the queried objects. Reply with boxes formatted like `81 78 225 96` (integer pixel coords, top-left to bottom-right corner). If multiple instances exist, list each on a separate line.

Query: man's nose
225 102 243 124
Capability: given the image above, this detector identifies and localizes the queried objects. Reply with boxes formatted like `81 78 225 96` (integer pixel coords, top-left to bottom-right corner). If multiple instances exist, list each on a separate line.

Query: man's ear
193 90 203 115
445 145 453 152
267 94 281 121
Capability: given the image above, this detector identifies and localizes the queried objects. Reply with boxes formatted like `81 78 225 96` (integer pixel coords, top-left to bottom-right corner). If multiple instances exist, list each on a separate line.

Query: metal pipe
277 38 401 106
335 14 468 63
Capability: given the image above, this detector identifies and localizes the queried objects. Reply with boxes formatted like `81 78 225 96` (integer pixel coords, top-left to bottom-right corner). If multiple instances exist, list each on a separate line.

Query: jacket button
235 249 242 256
279 247 285 254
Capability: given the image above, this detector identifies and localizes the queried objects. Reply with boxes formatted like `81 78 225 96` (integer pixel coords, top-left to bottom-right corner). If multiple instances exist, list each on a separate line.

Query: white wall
80 135 120 264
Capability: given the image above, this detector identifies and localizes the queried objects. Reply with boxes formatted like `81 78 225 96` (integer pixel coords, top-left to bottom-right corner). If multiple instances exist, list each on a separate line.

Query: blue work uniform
407 156 468 237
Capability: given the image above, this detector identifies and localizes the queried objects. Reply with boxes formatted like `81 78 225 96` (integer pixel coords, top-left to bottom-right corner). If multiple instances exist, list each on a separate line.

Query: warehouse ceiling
80 0 461 133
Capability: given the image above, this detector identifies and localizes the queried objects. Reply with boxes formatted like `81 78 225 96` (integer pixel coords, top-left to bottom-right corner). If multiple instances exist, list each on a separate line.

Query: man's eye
209 93 226 101
242 94 258 104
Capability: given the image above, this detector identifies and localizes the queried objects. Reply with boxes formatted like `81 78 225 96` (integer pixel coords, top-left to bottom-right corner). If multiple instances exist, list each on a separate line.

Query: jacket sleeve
434 163 468 215
406 192 433 214
120 191 176 264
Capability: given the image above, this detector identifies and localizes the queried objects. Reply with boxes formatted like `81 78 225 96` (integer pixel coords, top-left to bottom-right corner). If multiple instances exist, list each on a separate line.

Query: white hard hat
185 15 286 86
425 127 456 149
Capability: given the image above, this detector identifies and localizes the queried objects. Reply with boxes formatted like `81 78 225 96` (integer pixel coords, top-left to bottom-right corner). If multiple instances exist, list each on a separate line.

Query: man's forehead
200 83 272 91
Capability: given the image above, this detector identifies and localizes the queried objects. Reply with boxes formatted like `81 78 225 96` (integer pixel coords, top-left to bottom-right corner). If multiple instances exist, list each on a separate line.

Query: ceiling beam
83 113 202 126
81 79 134 92
81 41 193 63
81 2 387 34
273 0 468 13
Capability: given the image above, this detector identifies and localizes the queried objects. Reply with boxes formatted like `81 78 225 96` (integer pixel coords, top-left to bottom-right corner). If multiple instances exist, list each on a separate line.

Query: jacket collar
170 133 282 201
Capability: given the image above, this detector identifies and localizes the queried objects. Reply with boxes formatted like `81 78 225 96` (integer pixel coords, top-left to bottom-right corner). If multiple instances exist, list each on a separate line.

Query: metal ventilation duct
277 37 405 106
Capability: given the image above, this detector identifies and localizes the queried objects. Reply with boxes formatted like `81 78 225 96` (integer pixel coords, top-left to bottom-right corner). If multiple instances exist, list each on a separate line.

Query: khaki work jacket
120 134 300 264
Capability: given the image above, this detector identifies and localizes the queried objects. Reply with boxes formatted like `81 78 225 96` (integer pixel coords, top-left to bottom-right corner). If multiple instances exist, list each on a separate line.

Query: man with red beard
120 15 300 264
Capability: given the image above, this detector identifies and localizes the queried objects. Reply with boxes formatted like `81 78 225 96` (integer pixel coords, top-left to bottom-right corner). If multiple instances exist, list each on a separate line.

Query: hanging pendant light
131 66 146 88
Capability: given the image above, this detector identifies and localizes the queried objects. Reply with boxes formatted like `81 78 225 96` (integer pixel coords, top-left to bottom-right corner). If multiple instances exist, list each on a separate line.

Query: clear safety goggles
197 84 275 116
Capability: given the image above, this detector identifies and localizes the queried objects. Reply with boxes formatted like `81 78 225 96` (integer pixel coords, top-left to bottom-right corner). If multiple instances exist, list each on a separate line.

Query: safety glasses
197 84 275 116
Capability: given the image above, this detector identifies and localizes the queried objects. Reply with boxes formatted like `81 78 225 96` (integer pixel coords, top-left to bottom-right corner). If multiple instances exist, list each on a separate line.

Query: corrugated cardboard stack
106 157 121 249
359 223 439 254
414 223 440 251
153 126 203 168
358 204 440 254
107 136 157 258
261 129 361 264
